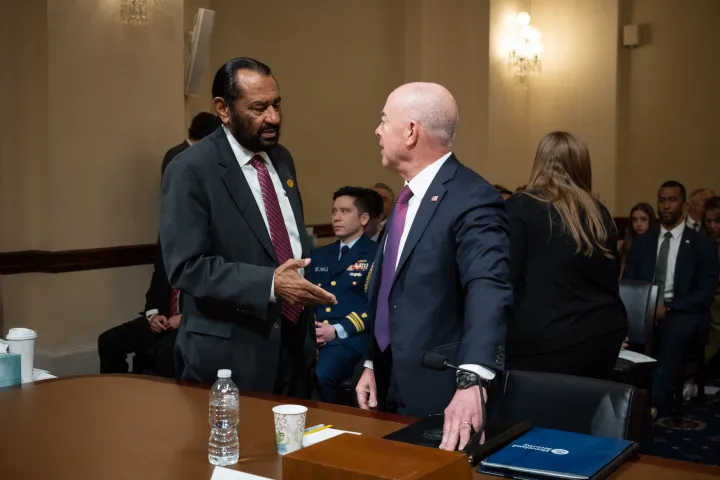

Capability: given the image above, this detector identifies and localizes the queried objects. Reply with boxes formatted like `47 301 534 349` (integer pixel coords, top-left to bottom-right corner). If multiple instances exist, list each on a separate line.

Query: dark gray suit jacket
159 127 315 395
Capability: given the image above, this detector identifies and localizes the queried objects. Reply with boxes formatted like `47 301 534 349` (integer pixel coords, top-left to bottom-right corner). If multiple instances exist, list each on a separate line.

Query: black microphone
421 350 487 464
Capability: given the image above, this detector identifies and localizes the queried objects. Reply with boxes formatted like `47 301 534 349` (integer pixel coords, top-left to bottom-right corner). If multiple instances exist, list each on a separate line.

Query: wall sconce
508 12 543 88
120 0 149 26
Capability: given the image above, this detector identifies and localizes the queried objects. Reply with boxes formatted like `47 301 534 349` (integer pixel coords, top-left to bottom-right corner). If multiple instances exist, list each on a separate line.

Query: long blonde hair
524 131 614 258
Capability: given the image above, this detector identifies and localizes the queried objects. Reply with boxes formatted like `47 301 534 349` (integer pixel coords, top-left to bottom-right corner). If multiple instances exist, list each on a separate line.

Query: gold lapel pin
287 179 294 188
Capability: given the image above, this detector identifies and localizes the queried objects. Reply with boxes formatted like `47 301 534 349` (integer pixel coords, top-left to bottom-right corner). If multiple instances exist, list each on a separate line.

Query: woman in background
505 131 627 379
618 203 657 276
701 196 720 364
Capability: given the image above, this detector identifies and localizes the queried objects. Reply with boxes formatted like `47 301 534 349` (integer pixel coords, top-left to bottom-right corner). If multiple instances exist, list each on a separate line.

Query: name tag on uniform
314 266 329 272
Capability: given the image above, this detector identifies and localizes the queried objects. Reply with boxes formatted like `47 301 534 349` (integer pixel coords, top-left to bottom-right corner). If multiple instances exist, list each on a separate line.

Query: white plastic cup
6 328 37 383
272 404 308 455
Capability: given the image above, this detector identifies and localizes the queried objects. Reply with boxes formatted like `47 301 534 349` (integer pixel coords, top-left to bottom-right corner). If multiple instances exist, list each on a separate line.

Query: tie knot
664 231 672 239
397 186 414 204
340 245 350 256
250 154 265 169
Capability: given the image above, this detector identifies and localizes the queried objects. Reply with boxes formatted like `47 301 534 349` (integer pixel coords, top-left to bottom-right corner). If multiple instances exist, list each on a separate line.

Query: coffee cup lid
6 328 37 340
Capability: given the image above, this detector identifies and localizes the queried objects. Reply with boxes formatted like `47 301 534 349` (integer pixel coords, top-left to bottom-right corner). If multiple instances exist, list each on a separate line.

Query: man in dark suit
306 186 378 403
624 180 719 415
355 83 512 452
160 57 335 396
362 188 385 242
97 248 179 377
161 112 221 177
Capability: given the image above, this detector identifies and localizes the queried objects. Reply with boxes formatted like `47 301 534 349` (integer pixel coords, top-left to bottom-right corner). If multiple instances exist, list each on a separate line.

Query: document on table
211 467 271 480
302 428 361 448
618 350 657 363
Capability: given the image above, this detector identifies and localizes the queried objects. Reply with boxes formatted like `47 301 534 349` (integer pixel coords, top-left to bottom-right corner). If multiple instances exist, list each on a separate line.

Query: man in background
161 112 221 176
356 82 511 452
161 57 335 396
686 188 716 231
97 251 179 377
624 180 719 416
372 182 395 239
307 187 378 403
363 188 385 242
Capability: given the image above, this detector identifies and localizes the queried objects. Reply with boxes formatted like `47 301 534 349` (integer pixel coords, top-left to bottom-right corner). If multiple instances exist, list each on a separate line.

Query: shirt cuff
145 309 159 322
363 360 374 370
333 324 348 339
459 364 496 381
270 273 276 303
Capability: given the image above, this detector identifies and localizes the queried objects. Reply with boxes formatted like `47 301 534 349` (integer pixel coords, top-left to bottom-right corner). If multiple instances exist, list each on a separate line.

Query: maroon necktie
250 155 302 323
169 289 180 316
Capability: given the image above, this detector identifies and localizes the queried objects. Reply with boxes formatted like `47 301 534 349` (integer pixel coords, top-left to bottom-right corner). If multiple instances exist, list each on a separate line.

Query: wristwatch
456 370 483 390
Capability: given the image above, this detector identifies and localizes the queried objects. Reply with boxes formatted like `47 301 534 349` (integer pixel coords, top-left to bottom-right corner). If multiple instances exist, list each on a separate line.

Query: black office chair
495 370 647 442
613 280 658 391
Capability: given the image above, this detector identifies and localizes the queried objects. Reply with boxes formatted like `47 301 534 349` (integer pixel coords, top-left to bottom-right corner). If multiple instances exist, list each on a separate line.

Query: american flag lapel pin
431 195 438 202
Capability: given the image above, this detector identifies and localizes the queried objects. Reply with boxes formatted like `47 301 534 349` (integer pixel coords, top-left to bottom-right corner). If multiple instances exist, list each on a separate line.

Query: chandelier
120 0 149 27
508 12 543 88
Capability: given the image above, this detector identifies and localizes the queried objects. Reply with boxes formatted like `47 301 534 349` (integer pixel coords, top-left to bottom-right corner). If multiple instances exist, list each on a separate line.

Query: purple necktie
374 185 414 351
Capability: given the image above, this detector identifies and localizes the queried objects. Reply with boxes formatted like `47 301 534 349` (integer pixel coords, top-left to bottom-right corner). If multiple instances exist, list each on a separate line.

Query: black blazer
505 194 627 358
161 141 190 177
159 127 315 394
366 155 512 417
623 225 718 315
142 245 173 317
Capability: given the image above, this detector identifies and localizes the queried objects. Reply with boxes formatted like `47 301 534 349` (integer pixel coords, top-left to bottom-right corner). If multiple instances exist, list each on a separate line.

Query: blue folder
479 427 635 479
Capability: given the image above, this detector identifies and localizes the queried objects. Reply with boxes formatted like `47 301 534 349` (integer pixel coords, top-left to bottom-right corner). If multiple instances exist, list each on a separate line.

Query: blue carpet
642 368 720 465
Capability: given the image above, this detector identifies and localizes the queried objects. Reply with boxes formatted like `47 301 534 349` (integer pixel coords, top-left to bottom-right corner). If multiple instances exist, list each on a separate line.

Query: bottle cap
217 369 232 379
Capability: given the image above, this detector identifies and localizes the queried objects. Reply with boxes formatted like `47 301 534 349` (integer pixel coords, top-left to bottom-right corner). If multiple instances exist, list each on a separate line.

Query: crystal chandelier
508 12 543 88
120 0 149 27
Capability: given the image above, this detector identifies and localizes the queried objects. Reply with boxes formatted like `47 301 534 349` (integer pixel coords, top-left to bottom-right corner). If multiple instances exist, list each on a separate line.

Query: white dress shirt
365 152 495 381
223 127 303 301
685 215 701 232
657 220 685 301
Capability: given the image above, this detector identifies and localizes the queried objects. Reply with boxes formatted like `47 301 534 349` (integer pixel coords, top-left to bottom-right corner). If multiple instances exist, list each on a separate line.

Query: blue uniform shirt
306 234 378 354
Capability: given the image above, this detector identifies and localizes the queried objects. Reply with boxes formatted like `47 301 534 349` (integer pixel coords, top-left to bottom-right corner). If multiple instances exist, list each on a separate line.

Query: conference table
1 375 718 480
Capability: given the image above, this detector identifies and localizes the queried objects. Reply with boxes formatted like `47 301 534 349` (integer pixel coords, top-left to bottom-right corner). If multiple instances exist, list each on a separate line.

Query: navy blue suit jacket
366 155 512 417
306 235 377 356
623 226 718 316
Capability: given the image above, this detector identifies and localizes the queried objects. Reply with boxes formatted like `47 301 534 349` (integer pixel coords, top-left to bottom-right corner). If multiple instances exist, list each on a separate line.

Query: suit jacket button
273 322 279 329
331 281 337 286
325 307 331 313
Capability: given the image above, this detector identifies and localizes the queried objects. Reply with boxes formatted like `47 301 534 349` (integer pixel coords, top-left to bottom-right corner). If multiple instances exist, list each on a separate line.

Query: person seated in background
700 196 720 364
161 112 221 176
493 184 513 200
618 202 657 276
372 182 395 238
97 249 180 377
306 186 378 404
363 188 385 242
623 181 719 417
686 188 716 231
505 131 627 380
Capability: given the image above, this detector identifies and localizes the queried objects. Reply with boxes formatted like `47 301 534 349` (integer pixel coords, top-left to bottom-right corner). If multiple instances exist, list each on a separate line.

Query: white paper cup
6 328 37 383
272 404 308 455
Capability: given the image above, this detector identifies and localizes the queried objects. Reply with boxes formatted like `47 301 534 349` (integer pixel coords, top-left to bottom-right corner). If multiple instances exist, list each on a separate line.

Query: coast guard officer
307 186 378 403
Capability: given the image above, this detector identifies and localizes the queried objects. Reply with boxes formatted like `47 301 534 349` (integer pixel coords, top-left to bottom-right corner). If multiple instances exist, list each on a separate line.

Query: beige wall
1 0 184 351
488 0 621 212
617 0 720 214
208 0 407 224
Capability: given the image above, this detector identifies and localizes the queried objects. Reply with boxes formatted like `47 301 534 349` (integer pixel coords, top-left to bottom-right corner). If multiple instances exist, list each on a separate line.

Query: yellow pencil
304 424 333 435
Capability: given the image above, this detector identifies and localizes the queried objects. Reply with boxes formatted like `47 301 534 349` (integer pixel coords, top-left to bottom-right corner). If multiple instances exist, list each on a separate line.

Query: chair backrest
619 279 658 354
496 370 647 441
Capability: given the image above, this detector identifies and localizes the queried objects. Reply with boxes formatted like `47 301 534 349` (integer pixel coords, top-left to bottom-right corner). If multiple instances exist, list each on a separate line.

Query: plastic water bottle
208 369 240 466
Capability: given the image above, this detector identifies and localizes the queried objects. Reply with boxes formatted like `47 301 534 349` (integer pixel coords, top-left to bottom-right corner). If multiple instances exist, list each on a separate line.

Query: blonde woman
505 131 627 379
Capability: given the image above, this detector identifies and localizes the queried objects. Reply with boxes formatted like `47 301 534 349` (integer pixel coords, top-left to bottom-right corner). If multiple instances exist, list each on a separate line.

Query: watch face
457 373 471 389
